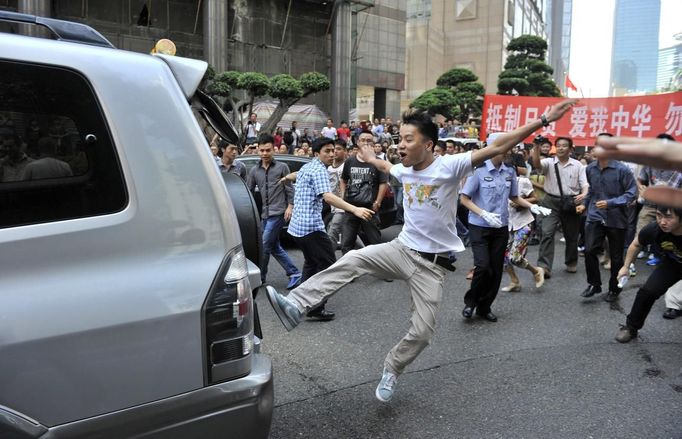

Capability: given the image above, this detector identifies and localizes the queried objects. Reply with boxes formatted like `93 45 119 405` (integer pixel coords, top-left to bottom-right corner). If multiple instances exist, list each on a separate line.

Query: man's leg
584 222 605 291
293 230 337 318
260 216 278 283
476 227 508 315
605 227 626 293
341 212 362 254
384 254 447 375
625 262 682 331
537 198 560 274
464 224 492 310
561 211 580 269
326 211 345 248
288 239 418 313
267 215 300 278
359 215 382 245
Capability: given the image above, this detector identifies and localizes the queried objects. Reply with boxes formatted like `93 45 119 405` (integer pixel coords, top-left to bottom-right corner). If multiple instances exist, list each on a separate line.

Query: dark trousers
538 195 580 272
294 231 337 311
294 231 337 282
627 260 682 330
464 224 509 314
341 212 381 254
584 222 625 292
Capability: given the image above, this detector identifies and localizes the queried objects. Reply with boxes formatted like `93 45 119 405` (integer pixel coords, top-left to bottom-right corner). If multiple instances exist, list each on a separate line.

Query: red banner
481 92 682 146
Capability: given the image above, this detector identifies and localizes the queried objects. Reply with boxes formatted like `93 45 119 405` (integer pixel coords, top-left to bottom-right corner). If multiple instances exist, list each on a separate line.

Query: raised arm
472 99 577 168
357 142 394 174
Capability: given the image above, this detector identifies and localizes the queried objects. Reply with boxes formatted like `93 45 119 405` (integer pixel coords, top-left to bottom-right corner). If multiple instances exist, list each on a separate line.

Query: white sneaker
636 251 647 259
375 368 398 402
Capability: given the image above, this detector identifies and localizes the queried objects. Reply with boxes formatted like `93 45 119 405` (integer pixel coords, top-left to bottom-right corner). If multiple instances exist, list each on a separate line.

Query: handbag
554 163 578 215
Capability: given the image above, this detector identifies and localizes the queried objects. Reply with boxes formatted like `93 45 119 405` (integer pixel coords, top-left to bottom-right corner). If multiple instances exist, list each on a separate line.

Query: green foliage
299 72 331 93
436 68 478 88
206 79 231 97
215 71 242 89
506 35 547 58
410 88 459 120
237 72 270 97
497 35 560 97
204 64 216 81
424 68 486 120
269 74 303 101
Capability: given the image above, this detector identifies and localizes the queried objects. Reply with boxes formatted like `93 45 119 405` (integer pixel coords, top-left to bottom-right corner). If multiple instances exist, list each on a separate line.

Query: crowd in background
208 111 682 342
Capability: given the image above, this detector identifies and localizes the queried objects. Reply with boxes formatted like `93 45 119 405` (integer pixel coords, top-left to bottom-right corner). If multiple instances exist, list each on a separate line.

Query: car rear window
0 60 127 228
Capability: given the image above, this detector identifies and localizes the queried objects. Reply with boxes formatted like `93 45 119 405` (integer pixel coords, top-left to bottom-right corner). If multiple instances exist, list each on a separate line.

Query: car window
0 60 127 228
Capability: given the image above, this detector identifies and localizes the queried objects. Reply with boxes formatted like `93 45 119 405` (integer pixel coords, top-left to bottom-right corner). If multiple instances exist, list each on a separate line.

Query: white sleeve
520 177 533 197
389 164 404 182
442 151 474 180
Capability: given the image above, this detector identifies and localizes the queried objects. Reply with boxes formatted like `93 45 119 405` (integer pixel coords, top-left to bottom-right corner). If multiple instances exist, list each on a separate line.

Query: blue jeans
261 215 299 282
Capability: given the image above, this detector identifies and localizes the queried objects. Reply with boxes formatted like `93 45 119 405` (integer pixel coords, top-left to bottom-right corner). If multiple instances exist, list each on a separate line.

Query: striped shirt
288 158 332 237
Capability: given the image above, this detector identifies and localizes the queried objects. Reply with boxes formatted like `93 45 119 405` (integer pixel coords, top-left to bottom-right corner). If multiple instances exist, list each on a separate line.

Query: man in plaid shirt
287 137 374 320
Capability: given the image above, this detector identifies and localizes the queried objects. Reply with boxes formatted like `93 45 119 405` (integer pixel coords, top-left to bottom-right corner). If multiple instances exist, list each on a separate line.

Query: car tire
221 173 262 271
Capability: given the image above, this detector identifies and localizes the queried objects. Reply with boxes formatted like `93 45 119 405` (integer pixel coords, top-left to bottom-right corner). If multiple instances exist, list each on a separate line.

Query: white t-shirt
321 126 337 139
327 162 345 213
508 176 535 231
390 151 473 253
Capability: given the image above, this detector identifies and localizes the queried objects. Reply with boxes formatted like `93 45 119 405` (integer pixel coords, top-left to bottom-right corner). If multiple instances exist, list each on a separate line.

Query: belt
546 193 578 198
415 250 456 272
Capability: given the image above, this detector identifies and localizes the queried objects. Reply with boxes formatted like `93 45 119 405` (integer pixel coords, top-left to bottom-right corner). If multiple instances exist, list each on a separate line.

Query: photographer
245 113 261 144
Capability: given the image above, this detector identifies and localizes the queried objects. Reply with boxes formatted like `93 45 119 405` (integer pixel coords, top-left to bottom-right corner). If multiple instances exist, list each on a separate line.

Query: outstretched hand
593 136 682 207
545 98 579 123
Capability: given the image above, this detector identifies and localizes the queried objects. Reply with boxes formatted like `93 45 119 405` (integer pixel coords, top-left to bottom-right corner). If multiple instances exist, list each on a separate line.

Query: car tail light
203 246 254 384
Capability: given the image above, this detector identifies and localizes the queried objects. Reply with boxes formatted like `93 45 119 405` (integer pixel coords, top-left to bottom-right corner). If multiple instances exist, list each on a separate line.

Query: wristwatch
540 114 549 127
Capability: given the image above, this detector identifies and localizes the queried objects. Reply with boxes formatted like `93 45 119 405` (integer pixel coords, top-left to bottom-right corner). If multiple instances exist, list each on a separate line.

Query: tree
204 70 330 140
206 71 270 138
497 35 561 97
260 72 330 134
410 68 485 122
410 88 459 120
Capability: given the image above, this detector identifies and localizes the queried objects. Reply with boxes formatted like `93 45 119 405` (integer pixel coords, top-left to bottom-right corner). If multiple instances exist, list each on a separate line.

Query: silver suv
0 12 272 438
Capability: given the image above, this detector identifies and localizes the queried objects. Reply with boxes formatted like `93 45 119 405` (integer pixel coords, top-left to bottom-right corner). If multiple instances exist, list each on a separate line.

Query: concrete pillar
203 0 228 72
17 0 50 37
17 0 50 16
331 0 352 125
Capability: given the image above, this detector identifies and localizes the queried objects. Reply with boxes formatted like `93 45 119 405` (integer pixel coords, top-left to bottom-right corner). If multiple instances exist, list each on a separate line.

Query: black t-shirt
638 222 682 264
341 156 388 208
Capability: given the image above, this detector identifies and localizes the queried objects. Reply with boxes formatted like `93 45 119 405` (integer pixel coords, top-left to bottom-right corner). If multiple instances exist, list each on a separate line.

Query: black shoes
615 325 637 343
603 291 620 302
307 307 335 321
663 308 681 319
581 285 602 298
462 305 497 322
476 311 498 322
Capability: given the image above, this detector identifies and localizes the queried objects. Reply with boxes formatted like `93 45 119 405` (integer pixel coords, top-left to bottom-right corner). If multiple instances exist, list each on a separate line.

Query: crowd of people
208 103 682 403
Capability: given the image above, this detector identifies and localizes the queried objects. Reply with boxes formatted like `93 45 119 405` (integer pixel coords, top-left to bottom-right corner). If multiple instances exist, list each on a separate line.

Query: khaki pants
636 205 657 233
665 280 682 310
288 239 447 375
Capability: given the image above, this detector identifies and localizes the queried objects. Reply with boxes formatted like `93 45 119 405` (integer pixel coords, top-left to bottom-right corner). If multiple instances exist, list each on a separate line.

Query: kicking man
267 100 577 402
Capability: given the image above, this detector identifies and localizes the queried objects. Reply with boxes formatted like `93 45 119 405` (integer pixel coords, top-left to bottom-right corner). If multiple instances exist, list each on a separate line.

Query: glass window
0 60 127 228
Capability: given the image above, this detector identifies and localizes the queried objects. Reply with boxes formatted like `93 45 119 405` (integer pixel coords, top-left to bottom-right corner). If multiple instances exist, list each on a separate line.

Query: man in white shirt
266 100 577 403
321 118 337 140
245 113 261 144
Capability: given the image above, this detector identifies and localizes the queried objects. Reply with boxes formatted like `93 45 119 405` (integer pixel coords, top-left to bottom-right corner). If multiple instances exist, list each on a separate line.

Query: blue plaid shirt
288 158 332 237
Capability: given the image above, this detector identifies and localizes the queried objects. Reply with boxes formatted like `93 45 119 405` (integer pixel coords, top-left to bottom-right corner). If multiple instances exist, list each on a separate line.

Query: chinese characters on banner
481 92 682 145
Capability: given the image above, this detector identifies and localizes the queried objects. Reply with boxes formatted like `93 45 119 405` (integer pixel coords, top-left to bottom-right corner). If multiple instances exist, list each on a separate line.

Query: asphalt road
258 231 682 438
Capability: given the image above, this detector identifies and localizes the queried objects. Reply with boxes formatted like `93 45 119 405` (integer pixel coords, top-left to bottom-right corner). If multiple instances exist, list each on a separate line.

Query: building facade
403 0 548 113
610 0 661 96
544 0 571 94
657 38 682 91
1 0 406 124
